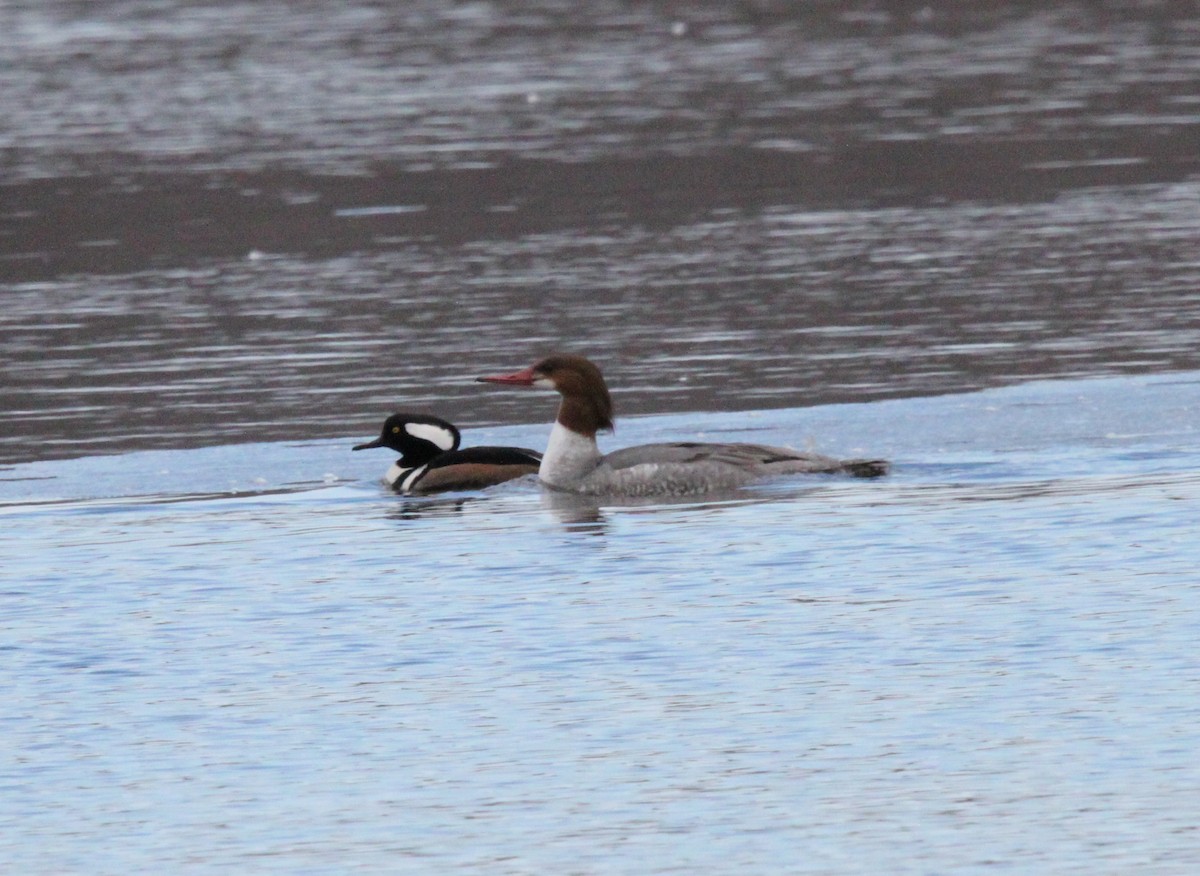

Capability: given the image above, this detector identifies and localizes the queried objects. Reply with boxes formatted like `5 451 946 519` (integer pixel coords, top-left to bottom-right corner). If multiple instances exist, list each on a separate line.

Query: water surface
4 3 1200 872
4 374 1199 873
5 2 1200 461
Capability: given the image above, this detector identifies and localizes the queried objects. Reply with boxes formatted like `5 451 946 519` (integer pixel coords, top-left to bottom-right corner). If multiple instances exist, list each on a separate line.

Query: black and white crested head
353 413 462 467
398 416 459 453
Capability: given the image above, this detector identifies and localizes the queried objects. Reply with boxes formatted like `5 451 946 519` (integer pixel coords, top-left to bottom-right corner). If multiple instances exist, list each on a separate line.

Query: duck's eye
391 426 401 434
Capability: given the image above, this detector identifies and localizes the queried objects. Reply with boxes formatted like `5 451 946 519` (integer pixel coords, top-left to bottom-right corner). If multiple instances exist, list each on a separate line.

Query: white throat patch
539 421 602 488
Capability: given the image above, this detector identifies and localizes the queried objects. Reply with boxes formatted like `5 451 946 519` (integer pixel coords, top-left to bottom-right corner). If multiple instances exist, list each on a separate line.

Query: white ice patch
405 422 456 451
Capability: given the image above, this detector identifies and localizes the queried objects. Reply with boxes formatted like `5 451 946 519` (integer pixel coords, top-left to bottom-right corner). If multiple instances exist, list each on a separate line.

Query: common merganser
353 413 541 493
477 354 889 496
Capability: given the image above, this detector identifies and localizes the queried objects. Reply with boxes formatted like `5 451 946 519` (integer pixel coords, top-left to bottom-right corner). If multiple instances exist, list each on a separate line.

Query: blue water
3 372 1199 874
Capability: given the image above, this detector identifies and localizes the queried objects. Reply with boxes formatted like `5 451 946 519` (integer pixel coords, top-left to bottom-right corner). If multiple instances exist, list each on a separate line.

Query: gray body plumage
478 354 889 498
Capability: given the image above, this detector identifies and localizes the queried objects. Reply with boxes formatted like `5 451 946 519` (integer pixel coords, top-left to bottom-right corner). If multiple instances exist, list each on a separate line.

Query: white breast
384 462 408 486
385 462 427 491
398 465 429 493
538 422 602 489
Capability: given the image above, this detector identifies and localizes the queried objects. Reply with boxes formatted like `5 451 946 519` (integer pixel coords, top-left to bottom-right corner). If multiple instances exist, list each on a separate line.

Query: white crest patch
405 421 456 451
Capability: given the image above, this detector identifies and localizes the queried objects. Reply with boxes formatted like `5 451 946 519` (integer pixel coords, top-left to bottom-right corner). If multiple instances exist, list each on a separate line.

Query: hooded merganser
353 413 541 493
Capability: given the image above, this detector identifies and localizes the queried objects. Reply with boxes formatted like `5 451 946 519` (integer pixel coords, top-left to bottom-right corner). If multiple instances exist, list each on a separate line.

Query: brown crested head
532 353 614 435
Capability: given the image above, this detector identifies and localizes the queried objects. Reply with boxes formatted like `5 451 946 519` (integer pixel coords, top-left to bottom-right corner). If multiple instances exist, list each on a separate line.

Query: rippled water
4 2 1200 176
7 181 1200 464
4 373 1200 873
5 2 1200 463
5 2 1200 872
